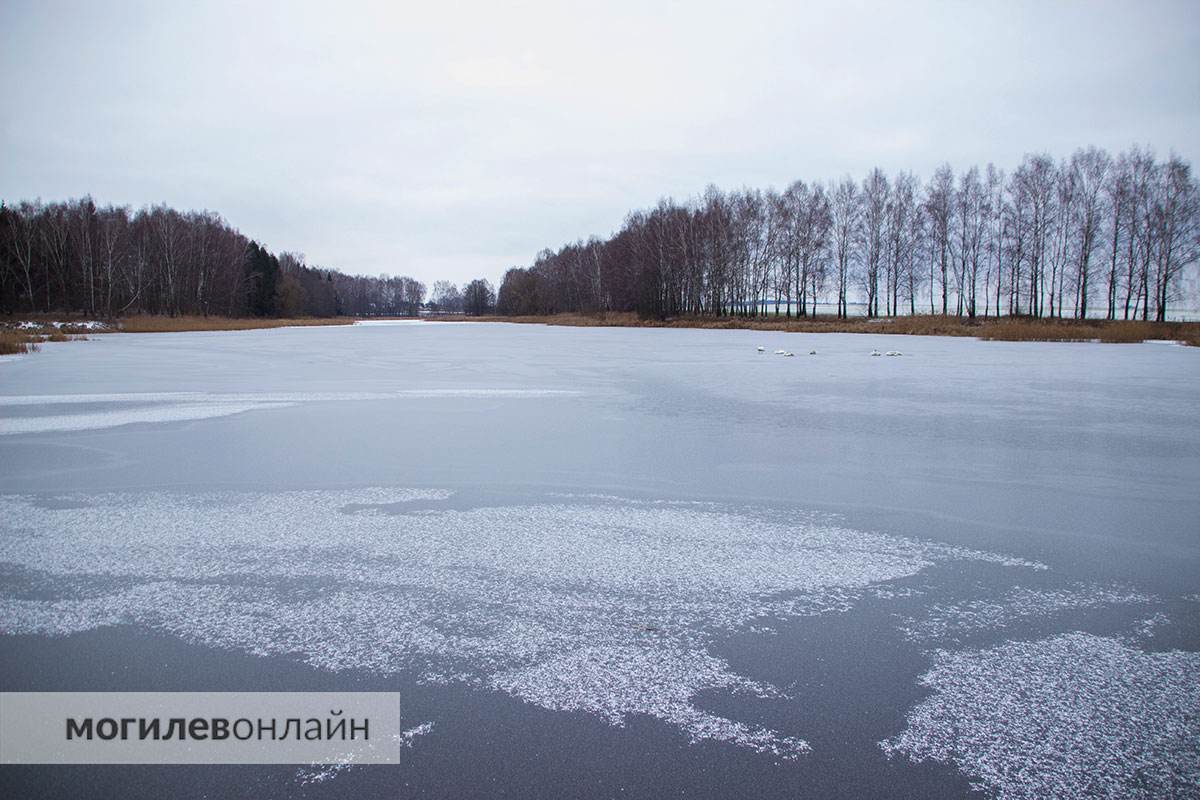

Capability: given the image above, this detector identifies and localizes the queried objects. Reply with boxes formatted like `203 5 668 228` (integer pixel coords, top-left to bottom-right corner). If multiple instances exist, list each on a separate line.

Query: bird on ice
885 350 903 357
809 350 817 355
774 349 787 355
870 350 882 356
757 346 765 352
782 351 795 357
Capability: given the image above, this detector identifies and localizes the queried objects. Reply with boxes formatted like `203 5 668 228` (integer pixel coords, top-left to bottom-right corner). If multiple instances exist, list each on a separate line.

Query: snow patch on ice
880 633 1200 799
0 401 298 435
0 489 1041 757
0 389 583 435
0 390 580 406
897 583 1153 643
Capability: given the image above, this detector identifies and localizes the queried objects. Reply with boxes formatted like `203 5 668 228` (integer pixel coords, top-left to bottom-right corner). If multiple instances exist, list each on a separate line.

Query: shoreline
0 315 355 354
425 312 1200 346
5 312 1198 356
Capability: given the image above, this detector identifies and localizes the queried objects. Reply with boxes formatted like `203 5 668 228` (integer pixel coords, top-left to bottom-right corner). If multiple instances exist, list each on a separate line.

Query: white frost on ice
0 389 583 435
1132 612 1171 640
397 721 435 745
295 721 436 785
897 583 1154 642
0 390 581 406
0 488 1040 757
0 401 299 435
880 633 1200 799
490 646 811 759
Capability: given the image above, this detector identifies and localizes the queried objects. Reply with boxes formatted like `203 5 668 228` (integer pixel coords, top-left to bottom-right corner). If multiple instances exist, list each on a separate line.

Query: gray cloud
3 0 1197 286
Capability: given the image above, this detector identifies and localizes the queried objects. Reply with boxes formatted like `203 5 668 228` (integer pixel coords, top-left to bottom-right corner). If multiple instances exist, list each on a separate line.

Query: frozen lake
2 321 1199 799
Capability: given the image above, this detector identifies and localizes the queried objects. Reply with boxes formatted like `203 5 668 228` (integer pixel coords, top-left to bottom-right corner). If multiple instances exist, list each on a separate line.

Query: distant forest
496 147 1199 322
0 199 480 318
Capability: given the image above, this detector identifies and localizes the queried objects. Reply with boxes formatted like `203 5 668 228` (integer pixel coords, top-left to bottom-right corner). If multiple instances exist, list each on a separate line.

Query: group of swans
758 346 900 357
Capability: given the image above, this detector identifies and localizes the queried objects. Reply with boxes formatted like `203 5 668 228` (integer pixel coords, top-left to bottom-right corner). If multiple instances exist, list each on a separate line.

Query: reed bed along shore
0 315 354 355
428 312 1200 347
0 329 41 355
0 322 88 354
116 315 354 333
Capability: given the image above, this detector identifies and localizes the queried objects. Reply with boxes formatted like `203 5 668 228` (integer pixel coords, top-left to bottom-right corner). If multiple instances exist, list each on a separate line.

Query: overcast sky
2 0 1197 287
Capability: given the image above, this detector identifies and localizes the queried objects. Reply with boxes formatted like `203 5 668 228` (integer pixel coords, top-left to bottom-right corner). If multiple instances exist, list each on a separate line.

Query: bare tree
984 164 1005 317
1103 152 1132 320
1067 147 1110 318
860 168 889 317
829 177 860 319
462 278 496 316
1150 156 1200 321
954 167 987 318
924 164 955 315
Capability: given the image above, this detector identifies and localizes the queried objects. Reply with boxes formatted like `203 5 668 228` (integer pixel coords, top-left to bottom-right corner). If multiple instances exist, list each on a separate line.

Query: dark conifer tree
244 242 280 316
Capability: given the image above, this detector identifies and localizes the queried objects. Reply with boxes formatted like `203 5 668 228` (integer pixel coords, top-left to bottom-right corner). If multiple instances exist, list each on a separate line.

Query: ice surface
1 322 1198 792
880 633 1200 799
0 489 1038 757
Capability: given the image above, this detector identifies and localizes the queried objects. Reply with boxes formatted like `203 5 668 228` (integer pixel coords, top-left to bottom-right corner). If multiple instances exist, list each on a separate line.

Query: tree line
0 198 432 318
496 147 1200 322
427 278 496 316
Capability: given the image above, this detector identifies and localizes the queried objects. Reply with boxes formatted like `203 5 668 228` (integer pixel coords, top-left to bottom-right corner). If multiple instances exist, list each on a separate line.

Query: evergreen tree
244 241 280 316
